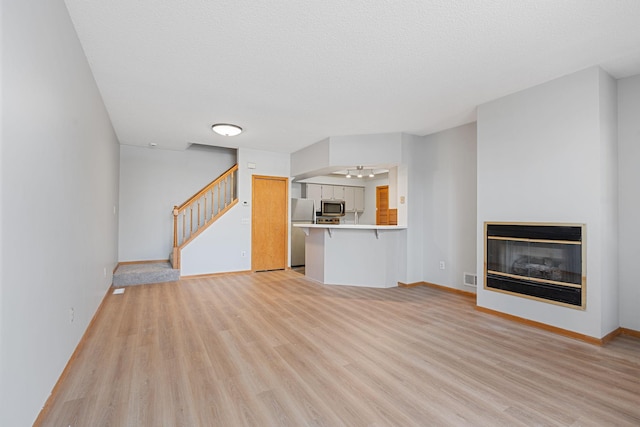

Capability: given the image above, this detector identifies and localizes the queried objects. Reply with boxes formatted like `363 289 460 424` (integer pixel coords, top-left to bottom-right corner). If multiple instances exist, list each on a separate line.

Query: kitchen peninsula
294 224 407 288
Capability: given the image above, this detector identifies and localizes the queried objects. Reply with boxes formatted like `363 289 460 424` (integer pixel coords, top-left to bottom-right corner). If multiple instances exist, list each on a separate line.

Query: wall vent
463 272 477 287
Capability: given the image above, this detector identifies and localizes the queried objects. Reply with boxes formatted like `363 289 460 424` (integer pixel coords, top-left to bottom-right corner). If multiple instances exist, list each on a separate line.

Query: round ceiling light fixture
211 123 243 136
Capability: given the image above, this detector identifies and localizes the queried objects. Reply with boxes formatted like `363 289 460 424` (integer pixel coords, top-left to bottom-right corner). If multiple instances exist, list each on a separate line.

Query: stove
316 217 341 224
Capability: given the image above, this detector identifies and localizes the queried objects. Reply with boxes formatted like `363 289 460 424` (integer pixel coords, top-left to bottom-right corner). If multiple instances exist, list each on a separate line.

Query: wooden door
252 175 288 271
376 185 389 225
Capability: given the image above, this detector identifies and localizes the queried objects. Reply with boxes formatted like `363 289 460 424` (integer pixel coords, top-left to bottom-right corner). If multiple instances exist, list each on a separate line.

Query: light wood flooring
38 270 640 426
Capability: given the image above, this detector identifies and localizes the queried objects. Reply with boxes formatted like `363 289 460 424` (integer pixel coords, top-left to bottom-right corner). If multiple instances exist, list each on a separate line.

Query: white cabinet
321 185 344 200
354 187 364 212
304 184 322 212
344 186 364 212
304 183 363 212
344 187 355 211
320 185 333 200
332 185 345 200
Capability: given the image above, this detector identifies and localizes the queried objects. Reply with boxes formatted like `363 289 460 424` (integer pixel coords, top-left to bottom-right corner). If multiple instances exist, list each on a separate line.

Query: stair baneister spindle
172 164 239 269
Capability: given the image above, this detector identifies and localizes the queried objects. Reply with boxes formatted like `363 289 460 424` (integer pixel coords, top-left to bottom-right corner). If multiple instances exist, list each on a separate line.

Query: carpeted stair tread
113 262 180 287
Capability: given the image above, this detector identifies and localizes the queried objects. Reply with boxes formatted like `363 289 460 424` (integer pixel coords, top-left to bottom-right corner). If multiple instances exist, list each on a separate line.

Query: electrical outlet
69 307 74 323
241 251 246 257
439 261 446 270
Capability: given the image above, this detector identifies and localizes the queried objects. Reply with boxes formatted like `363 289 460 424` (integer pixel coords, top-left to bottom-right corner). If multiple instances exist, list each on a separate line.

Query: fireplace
485 222 585 308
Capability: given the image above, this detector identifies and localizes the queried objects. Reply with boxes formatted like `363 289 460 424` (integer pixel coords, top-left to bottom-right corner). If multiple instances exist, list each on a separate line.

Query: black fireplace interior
485 223 584 307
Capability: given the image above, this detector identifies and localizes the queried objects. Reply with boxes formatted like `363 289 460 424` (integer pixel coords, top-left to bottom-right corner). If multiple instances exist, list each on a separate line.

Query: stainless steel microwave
321 199 345 217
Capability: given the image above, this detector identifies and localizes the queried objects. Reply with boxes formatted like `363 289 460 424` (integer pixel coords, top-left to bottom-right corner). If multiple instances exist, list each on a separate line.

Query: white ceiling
64 0 640 153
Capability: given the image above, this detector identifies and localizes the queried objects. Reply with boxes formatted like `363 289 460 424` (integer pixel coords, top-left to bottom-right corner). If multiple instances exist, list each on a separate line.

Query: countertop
293 224 406 230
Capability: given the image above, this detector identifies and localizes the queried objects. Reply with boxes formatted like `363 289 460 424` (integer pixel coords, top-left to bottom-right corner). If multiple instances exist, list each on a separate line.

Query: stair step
113 262 180 287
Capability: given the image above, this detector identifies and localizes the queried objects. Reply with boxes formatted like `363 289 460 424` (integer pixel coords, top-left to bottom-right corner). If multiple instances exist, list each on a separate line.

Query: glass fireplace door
485 223 585 308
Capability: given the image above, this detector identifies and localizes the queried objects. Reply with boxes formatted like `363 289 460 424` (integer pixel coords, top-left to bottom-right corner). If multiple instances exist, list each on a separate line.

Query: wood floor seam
36 270 640 426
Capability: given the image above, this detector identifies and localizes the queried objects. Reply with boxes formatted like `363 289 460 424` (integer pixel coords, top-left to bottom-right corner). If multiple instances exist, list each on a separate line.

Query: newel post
172 206 181 270
173 206 179 248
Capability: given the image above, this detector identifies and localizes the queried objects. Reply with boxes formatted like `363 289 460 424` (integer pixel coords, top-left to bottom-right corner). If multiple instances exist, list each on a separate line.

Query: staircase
171 164 239 269
113 164 238 287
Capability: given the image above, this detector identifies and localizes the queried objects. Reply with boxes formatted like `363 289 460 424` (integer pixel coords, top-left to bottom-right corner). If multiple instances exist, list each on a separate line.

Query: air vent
463 272 477 287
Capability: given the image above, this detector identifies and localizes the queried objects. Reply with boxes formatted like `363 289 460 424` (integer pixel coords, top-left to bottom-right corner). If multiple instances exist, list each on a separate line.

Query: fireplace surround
485 222 585 309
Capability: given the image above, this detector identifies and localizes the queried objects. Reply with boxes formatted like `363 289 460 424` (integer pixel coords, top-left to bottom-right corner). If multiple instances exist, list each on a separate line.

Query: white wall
290 137 330 177
618 74 640 331
421 123 477 291
387 167 398 209
598 69 619 335
180 147 290 275
329 132 403 167
358 177 389 225
291 132 404 180
476 67 618 338
398 133 423 284
298 175 367 186
118 144 235 261
1 1 120 425
0 0 4 418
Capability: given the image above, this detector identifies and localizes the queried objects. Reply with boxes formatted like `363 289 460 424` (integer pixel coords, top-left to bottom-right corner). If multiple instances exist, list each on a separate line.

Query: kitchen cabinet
354 187 364 212
344 187 355 211
332 185 345 200
303 183 363 212
344 186 364 212
304 184 322 211
321 185 344 200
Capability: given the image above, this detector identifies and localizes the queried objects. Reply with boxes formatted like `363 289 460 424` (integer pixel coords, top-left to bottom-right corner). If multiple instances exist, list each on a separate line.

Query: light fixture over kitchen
211 123 243 136
344 165 377 179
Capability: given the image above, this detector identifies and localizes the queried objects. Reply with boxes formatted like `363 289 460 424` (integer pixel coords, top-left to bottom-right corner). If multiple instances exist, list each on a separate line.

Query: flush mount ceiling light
211 123 243 136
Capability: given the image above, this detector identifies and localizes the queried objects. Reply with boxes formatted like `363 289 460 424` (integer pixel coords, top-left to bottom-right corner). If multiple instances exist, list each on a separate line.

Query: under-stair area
113 262 180 287
112 164 239 287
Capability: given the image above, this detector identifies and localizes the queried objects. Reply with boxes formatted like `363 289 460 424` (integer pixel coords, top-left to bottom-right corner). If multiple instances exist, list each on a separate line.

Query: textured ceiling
64 0 640 153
